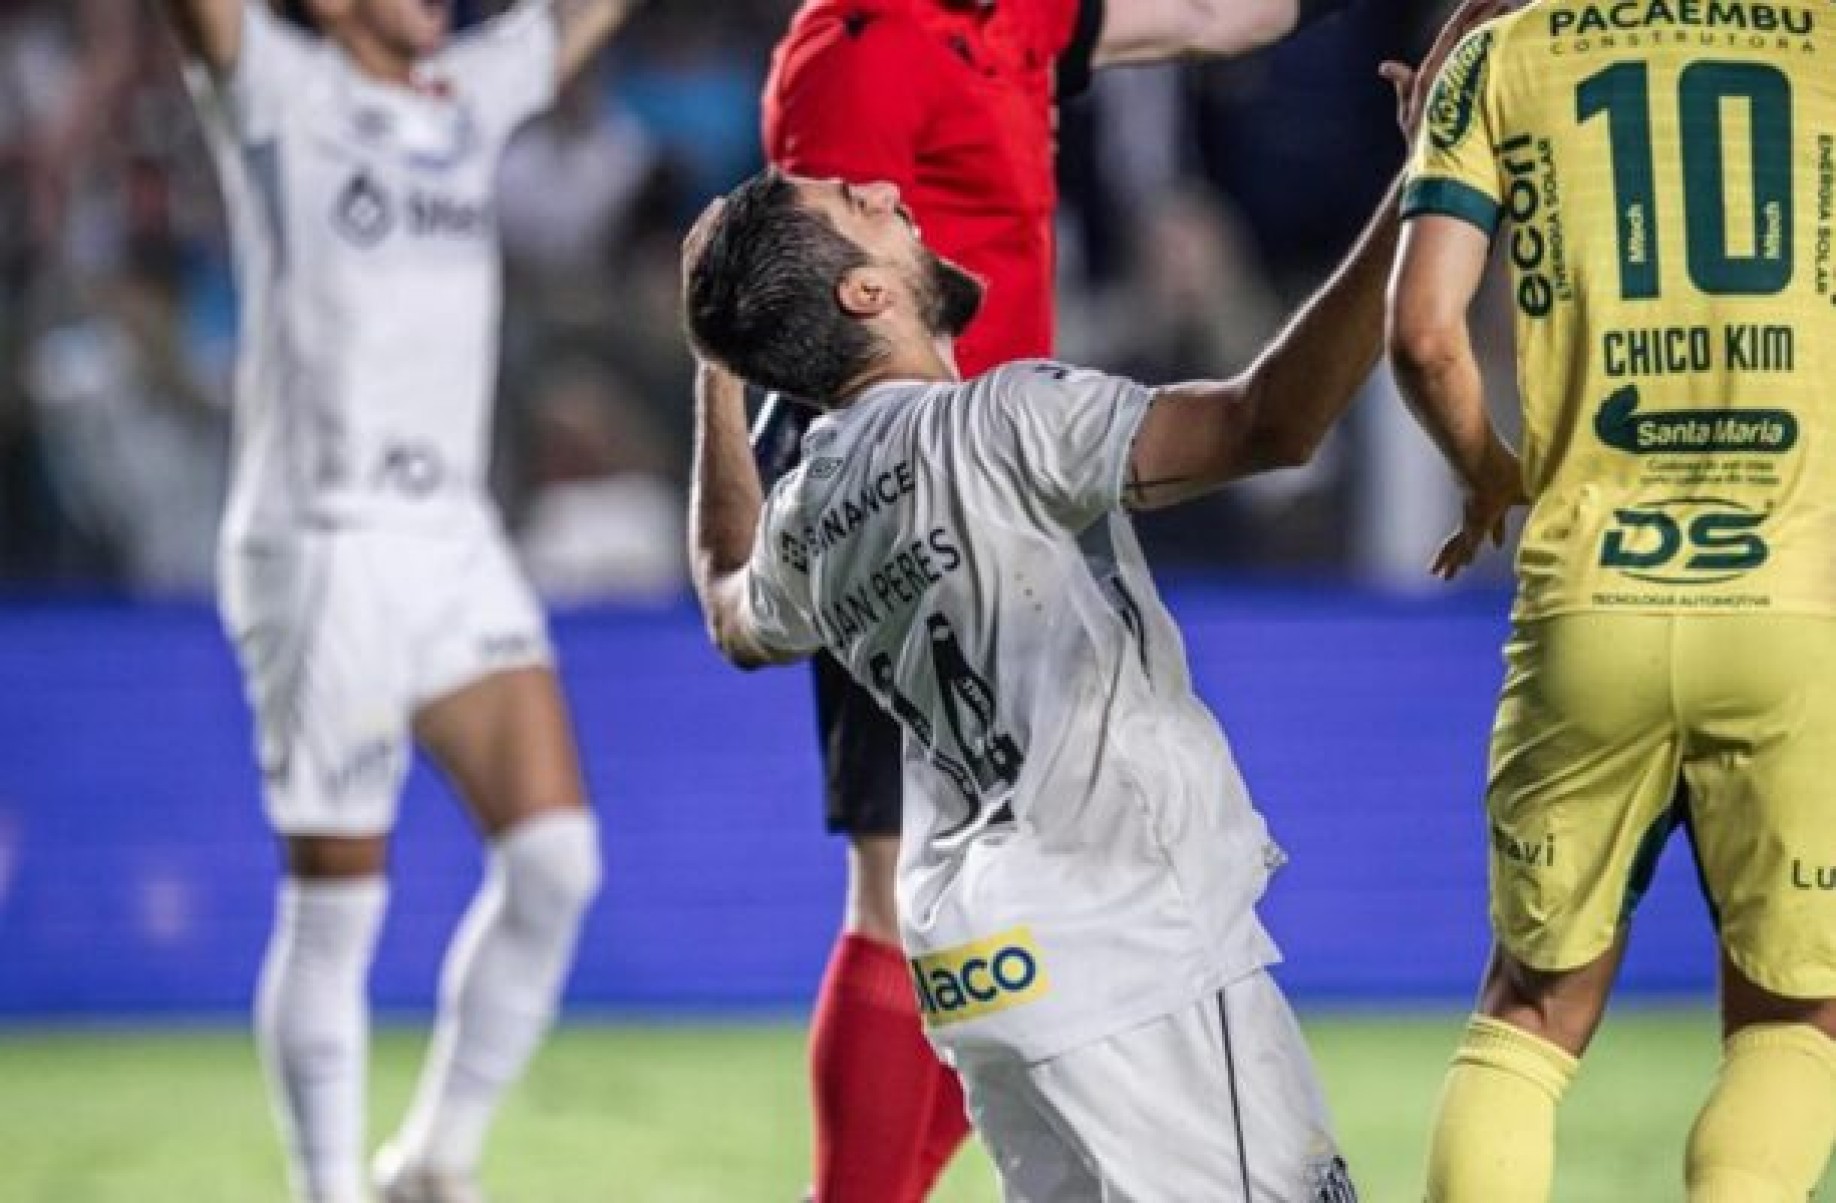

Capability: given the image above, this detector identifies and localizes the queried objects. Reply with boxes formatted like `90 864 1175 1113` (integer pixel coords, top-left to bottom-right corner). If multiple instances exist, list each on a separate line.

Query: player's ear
837 265 895 320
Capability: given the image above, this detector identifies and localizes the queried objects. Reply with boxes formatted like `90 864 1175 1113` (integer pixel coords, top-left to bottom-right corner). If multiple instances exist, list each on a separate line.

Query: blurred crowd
0 0 1512 598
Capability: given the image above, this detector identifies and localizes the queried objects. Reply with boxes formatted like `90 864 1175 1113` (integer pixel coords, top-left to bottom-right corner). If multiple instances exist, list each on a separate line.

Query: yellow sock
1424 1015 1579 1203
1686 1023 1836 1203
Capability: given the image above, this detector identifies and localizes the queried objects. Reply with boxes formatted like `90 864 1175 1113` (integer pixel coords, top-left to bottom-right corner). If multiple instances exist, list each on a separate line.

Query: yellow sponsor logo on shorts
909 928 1048 1028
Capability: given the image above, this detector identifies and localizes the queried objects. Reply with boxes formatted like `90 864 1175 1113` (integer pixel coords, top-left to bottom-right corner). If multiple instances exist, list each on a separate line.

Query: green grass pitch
2 1010 1830 1201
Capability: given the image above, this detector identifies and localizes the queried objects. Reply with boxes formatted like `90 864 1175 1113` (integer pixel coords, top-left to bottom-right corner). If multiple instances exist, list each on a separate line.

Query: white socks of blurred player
258 877 389 1203
387 810 601 1178
257 812 599 1203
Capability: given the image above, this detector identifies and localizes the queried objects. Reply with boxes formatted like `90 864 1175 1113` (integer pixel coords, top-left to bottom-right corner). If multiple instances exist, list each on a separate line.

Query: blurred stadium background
0 2 1824 1200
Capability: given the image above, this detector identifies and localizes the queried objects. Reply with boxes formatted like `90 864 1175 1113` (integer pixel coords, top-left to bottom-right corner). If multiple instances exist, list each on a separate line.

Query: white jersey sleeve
742 483 825 657
206 0 322 141
436 1 560 136
978 361 1154 534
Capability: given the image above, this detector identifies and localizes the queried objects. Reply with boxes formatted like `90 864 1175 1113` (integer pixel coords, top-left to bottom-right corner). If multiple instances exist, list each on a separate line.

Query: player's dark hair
684 169 885 408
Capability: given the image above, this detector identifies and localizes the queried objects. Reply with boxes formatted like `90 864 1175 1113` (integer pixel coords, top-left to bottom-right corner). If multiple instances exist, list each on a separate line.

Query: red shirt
763 0 1096 376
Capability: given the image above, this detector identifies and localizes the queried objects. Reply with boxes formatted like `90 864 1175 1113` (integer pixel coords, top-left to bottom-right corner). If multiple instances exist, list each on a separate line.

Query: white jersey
185 1 557 544
745 362 1284 1064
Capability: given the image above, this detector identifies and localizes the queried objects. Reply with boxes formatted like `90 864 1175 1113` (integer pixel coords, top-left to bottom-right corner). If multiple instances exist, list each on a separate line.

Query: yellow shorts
1487 613 1836 999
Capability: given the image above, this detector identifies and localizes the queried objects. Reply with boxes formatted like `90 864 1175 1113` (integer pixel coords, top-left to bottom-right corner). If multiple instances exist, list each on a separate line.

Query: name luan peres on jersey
741 363 1282 1064
1405 0 1836 618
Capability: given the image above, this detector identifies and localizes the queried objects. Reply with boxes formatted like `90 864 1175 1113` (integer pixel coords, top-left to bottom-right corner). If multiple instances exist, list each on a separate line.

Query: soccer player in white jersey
157 3 635 1201
680 7 1496 1196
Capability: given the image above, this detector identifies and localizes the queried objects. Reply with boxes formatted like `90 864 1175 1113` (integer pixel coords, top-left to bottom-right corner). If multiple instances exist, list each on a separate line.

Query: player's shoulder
239 1 333 75
1477 1 1563 65
775 0 945 76
982 359 1124 395
436 2 553 71
965 360 1138 425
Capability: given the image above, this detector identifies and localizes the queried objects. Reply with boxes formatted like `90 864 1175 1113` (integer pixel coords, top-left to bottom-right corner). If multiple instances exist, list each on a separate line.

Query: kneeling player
679 7 1493 1194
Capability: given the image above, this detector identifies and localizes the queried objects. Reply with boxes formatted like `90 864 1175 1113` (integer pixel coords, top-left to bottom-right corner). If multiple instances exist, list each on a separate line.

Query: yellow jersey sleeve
1403 26 1506 237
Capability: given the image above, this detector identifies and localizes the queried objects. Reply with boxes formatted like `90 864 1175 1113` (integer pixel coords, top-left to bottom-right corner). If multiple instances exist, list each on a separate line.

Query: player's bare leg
260 834 391 1203
808 834 968 1202
1684 951 1836 1202
1424 940 1623 1203
375 666 601 1202
846 834 900 944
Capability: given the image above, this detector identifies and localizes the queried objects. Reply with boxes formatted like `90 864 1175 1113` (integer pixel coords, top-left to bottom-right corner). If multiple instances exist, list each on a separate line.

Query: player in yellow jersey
1388 1 1836 1199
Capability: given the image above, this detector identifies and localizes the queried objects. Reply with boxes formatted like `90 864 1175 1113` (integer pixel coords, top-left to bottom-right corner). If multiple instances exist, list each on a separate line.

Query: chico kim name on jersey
910 927 1049 1027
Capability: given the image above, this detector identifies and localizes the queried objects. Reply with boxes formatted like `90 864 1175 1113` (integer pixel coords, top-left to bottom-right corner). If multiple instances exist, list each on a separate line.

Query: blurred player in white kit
157 2 635 1200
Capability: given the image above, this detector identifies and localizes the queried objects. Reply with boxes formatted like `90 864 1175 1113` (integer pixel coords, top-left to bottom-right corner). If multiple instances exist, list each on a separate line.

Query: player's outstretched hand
1381 0 1514 147
1431 438 1526 581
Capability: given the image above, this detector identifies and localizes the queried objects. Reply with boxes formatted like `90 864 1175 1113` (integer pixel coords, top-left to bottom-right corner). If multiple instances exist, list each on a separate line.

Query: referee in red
760 1 1368 1198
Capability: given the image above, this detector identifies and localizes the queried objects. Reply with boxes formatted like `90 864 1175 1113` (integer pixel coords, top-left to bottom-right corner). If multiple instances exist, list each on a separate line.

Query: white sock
391 810 601 1175
256 877 388 1203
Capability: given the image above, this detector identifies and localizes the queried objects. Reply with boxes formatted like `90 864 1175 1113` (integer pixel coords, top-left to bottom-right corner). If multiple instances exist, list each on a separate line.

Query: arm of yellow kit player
550 0 643 88
1387 214 1525 580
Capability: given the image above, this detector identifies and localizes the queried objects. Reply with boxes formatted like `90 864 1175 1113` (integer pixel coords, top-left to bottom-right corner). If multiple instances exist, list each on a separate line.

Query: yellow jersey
1404 0 1836 617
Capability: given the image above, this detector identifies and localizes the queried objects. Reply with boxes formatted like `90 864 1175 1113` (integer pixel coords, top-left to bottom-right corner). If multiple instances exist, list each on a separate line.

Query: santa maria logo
1428 29 1493 153
910 928 1048 1028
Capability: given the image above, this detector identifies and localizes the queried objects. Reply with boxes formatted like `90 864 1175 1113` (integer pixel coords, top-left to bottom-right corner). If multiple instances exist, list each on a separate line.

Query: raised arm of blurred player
1389 213 1523 580
158 0 241 71
1094 0 1355 67
1120 0 1506 507
549 0 639 85
161 0 637 86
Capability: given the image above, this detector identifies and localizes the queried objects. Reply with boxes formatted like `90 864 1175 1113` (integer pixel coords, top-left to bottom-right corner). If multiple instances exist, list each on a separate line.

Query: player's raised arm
1122 170 1402 509
689 358 778 669
1121 0 1507 510
1387 12 1530 579
551 0 640 87
158 0 244 72
1388 215 1522 580
1093 0 1305 67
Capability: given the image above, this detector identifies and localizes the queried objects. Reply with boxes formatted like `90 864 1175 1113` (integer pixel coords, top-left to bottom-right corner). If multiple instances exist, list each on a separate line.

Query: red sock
910 1053 971 1197
809 933 966 1202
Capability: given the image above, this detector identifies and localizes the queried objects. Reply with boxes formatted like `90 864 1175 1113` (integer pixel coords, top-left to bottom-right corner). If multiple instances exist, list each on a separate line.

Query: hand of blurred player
1380 0 1514 148
1431 437 1526 581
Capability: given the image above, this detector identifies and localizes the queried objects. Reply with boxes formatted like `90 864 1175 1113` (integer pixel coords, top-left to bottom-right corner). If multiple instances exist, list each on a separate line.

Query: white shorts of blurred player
961 969 1356 1202
220 511 552 837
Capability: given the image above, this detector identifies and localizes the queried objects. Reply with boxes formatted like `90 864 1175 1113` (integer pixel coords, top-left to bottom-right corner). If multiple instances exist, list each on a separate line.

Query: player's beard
917 251 985 340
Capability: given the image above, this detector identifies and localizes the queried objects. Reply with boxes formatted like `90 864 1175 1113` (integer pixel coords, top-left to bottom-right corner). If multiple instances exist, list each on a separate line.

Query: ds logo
910 928 1048 1028
1600 499 1769 585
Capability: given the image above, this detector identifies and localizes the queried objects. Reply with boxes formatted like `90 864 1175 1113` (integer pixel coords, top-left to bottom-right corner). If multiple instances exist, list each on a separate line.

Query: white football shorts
220 514 552 835
959 969 1356 1202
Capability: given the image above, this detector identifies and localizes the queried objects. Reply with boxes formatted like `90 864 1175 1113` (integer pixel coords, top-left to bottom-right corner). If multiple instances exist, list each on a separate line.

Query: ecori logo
910 927 1048 1028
